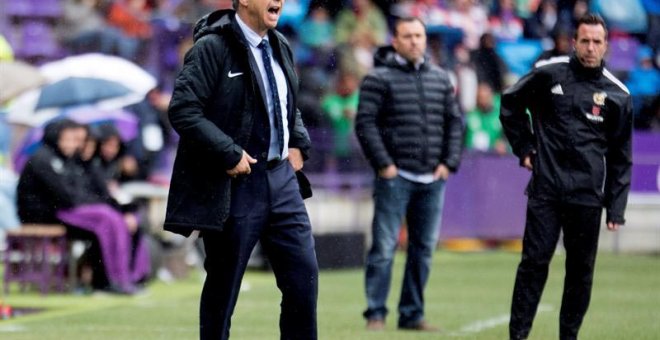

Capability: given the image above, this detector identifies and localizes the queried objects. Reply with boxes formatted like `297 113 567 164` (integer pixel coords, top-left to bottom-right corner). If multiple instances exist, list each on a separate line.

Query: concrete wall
598 194 660 254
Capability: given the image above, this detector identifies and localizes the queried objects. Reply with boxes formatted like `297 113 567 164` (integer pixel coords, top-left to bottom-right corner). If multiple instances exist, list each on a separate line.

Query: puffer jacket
355 46 463 174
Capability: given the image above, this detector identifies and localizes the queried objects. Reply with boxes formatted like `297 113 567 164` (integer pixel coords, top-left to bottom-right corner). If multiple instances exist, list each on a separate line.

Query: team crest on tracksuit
587 91 607 122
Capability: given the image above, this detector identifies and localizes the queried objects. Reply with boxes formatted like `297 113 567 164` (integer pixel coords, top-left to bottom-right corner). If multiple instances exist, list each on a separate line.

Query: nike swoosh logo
228 71 243 78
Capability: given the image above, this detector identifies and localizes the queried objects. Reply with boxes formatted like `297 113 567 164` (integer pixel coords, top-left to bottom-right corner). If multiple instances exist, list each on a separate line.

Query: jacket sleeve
440 77 464 172
355 72 392 170
499 70 539 166
604 95 633 224
289 107 312 160
167 35 243 169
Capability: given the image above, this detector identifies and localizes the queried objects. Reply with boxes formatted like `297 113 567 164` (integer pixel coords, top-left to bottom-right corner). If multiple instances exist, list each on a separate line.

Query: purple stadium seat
16 20 60 59
3 225 69 295
4 0 62 18
4 1 33 17
607 36 640 72
32 0 63 18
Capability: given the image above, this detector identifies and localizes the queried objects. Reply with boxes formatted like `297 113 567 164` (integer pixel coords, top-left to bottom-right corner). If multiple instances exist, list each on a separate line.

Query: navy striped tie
259 39 284 156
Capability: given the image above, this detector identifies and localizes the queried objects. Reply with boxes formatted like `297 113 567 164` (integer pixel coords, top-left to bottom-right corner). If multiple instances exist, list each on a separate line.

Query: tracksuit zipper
601 155 607 193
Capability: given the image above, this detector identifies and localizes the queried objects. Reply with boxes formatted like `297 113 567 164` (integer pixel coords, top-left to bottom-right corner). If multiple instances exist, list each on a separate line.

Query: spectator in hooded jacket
17 119 148 294
71 125 152 290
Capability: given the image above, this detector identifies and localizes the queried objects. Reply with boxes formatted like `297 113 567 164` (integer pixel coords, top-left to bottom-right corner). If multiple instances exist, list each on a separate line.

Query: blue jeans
363 175 446 326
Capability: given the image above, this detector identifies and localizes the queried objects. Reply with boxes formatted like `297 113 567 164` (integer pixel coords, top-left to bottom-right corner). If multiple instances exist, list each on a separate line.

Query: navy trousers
509 198 602 340
200 160 318 340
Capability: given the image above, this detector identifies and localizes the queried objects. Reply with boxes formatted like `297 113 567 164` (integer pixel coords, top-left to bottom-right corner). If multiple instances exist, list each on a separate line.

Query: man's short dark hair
232 0 238 10
575 13 608 39
393 17 426 37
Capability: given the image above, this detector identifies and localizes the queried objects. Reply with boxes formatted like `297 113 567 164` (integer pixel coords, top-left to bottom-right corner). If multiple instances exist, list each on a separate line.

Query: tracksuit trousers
510 198 602 340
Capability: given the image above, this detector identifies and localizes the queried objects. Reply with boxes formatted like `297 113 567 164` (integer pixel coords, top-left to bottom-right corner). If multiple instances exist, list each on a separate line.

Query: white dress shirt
236 14 290 160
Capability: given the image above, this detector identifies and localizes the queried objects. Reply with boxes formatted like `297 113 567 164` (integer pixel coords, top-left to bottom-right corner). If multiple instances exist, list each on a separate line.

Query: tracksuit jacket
500 54 633 223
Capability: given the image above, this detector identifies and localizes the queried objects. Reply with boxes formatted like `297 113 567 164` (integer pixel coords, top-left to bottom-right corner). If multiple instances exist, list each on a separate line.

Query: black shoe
398 320 441 332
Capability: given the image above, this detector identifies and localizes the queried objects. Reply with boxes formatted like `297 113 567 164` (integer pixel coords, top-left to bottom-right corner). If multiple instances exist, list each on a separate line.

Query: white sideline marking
451 304 554 336
0 324 27 332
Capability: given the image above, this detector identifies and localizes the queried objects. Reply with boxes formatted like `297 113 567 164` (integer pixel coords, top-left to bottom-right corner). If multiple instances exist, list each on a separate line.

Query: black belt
266 158 286 170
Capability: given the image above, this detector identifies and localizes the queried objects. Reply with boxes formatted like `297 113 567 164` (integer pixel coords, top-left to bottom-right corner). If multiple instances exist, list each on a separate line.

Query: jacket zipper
414 70 429 166
601 155 607 193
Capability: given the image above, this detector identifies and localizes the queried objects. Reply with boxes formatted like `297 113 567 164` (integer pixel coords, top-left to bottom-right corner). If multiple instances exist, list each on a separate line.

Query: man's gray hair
232 0 238 10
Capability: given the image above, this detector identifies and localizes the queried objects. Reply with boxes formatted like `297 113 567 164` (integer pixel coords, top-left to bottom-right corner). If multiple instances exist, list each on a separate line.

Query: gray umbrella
0 61 47 105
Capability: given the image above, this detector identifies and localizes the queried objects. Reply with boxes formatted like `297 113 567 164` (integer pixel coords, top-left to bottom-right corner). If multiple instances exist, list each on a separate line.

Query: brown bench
3 224 68 294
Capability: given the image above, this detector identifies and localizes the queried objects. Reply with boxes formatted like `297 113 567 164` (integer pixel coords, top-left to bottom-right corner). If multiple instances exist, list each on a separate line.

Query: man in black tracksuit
500 14 632 340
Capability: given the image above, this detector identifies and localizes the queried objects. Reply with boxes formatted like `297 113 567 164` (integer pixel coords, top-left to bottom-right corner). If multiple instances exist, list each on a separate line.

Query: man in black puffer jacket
355 17 463 332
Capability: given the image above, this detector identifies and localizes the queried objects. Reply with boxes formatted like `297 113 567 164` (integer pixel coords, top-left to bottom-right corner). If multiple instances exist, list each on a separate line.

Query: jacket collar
374 45 428 72
570 53 604 79
235 13 269 48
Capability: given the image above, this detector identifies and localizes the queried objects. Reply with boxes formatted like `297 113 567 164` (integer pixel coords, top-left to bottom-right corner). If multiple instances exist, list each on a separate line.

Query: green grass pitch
0 251 658 339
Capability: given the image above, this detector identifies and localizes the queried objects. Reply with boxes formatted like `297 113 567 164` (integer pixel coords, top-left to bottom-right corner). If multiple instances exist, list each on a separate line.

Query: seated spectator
107 0 153 40
74 124 151 290
96 123 141 187
558 0 588 30
626 46 660 129
16 119 149 294
174 0 231 25
464 83 508 155
453 43 479 112
642 0 660 51
335 0 387 48
448 0 489 51
648 97 660 132
321 70 361 172
489 0 524 42
335 0 388 77
535 27 572 62
299 4 335 50
124 89 172 181
471 32 508 93
106 0 154 62
17 120 82 225
57 0 140 60
391 0 449 26
524 0 561 40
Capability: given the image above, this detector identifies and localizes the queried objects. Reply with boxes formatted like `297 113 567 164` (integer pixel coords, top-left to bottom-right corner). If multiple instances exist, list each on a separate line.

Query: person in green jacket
465 83 509 155
321 70 360 171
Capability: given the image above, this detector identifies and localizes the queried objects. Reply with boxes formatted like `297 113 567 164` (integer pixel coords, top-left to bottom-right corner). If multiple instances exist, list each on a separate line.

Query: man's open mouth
268 5 280 15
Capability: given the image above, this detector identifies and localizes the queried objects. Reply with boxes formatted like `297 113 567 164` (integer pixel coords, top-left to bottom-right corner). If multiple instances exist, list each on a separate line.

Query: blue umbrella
35 77 132 110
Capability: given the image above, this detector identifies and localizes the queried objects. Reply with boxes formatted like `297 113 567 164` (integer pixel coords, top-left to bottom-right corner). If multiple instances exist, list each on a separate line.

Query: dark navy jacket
165 10 311 236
